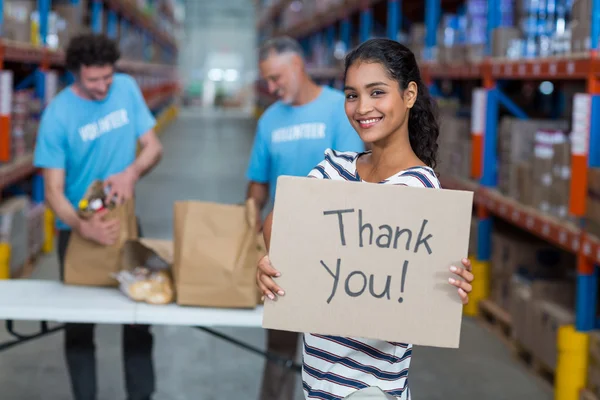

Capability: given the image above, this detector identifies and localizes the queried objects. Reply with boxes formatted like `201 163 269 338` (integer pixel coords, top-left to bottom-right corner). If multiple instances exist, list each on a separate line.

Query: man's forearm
246 182 269 211
128 139 163 179
46 188 83 232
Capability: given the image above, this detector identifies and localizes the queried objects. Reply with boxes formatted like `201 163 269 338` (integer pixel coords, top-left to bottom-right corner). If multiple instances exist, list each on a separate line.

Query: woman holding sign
256 38 474 399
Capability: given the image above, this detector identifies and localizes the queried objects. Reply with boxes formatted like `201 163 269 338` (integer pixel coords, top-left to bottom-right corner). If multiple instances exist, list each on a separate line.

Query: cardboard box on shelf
491 228 570 282
588 331 600 397
586 168 600 238
469 216 478 256
531 131 556 215
516 161 533 206
0 196 30 277
3 0 36 43
510 275 576 354
498 117 569 201
492 27 521 57
532 300 575 371
551 133 571 219
510 275 535 350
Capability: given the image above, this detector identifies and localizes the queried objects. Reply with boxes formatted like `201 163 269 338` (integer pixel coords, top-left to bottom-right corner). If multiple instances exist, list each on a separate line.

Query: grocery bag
64 181 138 287
173 198 263 308
114 239 175 305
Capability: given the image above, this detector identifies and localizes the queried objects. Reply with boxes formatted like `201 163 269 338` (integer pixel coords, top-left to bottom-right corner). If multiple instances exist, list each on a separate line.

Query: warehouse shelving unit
0 0 180 276
257 0 600 397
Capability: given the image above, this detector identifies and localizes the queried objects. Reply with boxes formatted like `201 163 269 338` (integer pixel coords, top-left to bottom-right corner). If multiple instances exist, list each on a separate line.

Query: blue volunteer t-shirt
33 73 156 230
246 86 364 202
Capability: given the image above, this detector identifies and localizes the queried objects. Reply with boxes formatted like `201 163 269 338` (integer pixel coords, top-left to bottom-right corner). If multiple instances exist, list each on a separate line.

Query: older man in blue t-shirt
33 34 163 400
246 36 364 400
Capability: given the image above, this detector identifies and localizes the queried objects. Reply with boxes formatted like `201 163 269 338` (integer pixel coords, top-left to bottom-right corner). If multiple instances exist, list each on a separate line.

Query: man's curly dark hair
66 33 121 72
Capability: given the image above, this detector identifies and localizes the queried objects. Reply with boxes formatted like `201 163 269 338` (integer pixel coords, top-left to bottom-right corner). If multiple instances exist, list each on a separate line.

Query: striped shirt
303 148 441 400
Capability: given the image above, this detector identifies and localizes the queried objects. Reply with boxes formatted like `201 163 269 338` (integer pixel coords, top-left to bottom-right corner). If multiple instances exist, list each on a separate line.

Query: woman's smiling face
343 61 416 145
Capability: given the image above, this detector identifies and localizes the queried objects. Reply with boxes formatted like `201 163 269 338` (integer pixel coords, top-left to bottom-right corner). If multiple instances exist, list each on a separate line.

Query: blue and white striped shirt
304 148 441 400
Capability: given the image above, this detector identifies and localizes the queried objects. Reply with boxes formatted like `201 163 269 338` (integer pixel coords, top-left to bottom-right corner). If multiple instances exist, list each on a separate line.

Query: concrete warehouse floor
0 108 553 400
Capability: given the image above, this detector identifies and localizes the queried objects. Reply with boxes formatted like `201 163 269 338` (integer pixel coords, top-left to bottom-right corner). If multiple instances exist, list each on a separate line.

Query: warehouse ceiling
182 0 255 27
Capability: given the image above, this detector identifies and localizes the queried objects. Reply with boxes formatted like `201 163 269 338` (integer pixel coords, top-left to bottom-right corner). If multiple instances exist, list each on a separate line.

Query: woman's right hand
257 255 285 301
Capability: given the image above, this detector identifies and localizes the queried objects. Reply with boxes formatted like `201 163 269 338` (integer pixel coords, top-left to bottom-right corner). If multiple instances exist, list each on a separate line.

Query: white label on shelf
527 217 534 228
542 224 550 236
573 238 580 251
519 64 526 75
571 93 591 156
471 88 486 135
549 63 557 75
559 231 567 244
0 71 13 116
45 71 58 105
493 65 500 75
584 242 592 255
567 62 575 74
533 64 541 74
505 64 513 75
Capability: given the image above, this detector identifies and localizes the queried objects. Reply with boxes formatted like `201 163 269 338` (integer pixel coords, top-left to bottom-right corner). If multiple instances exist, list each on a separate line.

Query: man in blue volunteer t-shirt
33 34 163 400
246 36 364 400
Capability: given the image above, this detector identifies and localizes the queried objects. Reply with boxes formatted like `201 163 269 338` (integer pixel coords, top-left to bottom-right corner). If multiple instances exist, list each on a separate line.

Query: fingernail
275 272 281 277
268 293 274 300
462 258 468 263
278 290 285 296
449 278 456 284
450 266 457 272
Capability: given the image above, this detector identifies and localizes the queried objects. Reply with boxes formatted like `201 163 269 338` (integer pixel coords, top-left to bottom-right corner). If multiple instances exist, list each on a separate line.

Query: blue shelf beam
576 269 598 331
38 0 50 45
341 17 351 50
107 10 118 39
92 0 103 34
425 0 440 61
387 0 401 41
360 6 372 43
496 89 528 120
482 88 498 188
592 0 600 50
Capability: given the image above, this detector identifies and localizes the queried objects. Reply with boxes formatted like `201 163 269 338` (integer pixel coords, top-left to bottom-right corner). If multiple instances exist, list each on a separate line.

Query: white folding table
0 280 300 372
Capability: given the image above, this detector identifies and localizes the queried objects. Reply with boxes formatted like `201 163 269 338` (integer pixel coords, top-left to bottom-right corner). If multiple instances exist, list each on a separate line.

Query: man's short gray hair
258 36 304 62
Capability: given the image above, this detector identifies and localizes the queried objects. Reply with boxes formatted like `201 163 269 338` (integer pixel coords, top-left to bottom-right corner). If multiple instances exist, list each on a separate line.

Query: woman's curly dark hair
66 33 121 72
344 38 440 169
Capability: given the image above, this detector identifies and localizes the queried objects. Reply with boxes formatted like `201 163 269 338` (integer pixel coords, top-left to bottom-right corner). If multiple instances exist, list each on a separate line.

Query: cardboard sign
262 176 474 348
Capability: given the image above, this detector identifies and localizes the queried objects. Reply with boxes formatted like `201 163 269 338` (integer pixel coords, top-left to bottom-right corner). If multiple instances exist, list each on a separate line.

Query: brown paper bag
64 197 138 287
173 199 261 308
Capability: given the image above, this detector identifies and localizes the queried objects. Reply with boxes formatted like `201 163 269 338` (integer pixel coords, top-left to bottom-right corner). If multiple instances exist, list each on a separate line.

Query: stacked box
531 300 575 371
551 132 571 219
11 89 33 159
469 216 478 256
571 0 592 53
586 168 600 238
408 24 426 64
588 331 600 398
52 0 89 49
27 203 45 257
0 196 30 277
491 227 572 312
438 114 472 179
492 27 521 57
510 275 576 365
3 0 36 43
531 131 556 215
497 117 569 202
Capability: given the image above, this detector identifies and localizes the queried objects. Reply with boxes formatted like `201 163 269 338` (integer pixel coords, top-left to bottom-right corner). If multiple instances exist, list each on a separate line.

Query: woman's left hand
448 258 474 305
